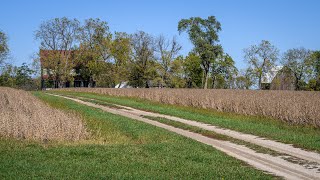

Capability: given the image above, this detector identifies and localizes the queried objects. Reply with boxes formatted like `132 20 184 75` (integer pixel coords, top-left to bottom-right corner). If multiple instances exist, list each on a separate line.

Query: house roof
115 82 132 88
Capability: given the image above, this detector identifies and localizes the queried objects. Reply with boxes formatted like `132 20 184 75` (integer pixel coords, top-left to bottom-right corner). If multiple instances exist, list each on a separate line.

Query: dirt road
48 93 320 179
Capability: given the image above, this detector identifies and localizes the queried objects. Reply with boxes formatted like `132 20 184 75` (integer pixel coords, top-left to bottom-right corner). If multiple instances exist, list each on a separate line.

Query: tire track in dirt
116 104 320 164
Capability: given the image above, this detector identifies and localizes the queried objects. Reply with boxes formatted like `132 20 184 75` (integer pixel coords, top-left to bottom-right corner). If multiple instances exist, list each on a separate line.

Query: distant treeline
0 16 319 90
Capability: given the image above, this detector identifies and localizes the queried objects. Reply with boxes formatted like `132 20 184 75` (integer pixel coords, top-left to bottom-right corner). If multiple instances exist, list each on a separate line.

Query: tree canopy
178 16 223 89
281 48 313 90
0 30 9 66
1 16 319 91
244 40 279 89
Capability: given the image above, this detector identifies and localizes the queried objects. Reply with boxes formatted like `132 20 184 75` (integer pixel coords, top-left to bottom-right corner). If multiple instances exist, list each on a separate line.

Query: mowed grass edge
0 92 274 179
50 91 320 152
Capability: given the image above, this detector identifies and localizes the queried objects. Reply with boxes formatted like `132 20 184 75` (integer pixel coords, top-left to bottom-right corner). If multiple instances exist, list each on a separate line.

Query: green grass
142 116 284 156
0 92 274 179
49 90 320 152
142 115 230 141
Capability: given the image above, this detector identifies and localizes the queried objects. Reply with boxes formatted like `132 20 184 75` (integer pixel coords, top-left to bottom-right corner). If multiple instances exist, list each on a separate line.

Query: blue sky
0 0 319 69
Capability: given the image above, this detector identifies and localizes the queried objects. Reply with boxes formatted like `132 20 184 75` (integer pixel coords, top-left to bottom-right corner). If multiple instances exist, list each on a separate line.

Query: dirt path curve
48 94 320 180
115 104 320 164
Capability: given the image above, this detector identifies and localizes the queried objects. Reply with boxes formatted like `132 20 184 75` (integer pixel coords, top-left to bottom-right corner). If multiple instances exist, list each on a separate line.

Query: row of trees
1 16 319 90
244 40 320 90
179 16 320 90
0 29 39 90
34 17 242 89
0 63 37 90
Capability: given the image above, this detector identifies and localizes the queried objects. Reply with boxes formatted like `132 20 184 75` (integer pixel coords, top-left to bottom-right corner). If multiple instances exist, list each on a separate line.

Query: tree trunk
204 70 209 89
40 67 44 90
212 75 216 89
294 76 300 91
117 81 122 88
258 73 262 90
201 70 205 88
293 71 304 91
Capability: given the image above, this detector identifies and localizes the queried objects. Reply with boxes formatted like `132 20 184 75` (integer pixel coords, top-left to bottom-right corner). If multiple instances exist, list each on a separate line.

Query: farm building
40 49 95 89
261 66 296 90
115 81 132 88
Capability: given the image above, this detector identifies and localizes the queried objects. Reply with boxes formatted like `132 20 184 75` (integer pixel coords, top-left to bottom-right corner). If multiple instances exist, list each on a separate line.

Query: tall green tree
281 47 313 90
129 31 157 88
183 53 203 88
0 30 9 66
111 32 132 87
15 63 35 90
178 16 223 89
244 40 279 89
169 56 186 88
311 51 320 79
78 18 113 87
212 54 238 89
303 51 320 91
0 64 15 87
79 18 112 61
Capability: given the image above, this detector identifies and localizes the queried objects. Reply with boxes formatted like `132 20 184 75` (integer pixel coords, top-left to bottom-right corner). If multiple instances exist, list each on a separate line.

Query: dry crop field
58 88 320 127
0 87 88 141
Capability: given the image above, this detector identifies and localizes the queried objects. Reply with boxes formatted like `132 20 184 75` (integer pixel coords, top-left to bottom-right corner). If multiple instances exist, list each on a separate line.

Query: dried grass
59 88 320 127
0 87 88 141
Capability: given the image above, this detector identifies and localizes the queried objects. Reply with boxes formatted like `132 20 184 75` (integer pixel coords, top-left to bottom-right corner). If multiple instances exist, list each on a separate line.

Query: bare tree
155 35 182 87
244 40 279 89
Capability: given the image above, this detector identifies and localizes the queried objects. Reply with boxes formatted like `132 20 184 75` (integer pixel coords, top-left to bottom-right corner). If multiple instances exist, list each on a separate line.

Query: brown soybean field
58 88 320 127
0 87 88 141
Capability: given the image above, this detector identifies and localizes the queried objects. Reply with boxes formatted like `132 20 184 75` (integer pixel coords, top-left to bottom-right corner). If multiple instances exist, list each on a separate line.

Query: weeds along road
48 93 320 180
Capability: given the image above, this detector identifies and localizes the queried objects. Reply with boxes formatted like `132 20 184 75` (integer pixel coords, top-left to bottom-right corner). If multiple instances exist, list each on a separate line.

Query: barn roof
261 66 283 84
